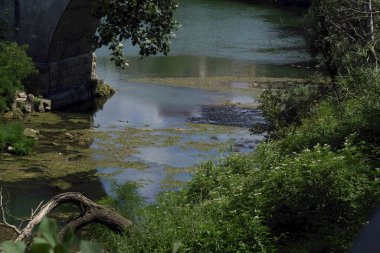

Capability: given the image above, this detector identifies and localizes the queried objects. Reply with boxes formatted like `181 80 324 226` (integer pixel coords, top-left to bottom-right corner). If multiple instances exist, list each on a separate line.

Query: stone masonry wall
28 53 97 109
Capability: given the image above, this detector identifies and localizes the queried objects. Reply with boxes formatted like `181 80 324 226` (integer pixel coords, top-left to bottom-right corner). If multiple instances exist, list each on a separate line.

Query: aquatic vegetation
132 76 305 95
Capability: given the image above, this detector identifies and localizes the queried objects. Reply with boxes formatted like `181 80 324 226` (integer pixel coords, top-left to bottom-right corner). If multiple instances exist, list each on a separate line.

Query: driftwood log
13 192 133 242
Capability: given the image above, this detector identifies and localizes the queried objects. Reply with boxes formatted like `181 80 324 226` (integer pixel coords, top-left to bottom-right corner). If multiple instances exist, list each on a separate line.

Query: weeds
0 123 35 155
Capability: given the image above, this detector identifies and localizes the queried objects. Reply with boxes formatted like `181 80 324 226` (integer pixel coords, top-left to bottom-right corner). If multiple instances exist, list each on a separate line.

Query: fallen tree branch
0 188 21 236
15 192 133 242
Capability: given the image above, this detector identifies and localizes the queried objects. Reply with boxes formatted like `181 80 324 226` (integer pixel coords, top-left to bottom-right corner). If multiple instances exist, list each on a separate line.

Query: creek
0 0 312 223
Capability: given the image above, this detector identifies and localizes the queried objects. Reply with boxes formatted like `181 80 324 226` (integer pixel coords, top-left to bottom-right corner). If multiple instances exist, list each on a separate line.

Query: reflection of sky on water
132 146 219 168
96 129 265 201
98 167 164 202
97 144 218 201
93 81 256 130
98 166 191 203
92 0 306 202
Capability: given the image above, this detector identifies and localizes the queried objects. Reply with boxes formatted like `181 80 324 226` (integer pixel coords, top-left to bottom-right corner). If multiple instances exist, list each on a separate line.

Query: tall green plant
0 42 36 113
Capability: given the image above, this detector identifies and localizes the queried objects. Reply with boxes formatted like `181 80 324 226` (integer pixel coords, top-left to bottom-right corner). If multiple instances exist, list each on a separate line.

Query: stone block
18 92 27 98
16 97 27 102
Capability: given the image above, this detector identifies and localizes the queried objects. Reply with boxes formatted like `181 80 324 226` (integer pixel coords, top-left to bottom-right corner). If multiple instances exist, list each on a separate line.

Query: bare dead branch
0 188 21 236
15 192 133 242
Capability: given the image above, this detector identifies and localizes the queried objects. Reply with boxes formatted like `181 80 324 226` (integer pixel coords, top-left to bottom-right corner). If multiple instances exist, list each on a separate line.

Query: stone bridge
1 0 99 108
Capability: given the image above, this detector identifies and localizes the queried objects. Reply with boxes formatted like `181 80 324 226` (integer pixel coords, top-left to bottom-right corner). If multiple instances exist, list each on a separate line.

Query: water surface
0 0 311 220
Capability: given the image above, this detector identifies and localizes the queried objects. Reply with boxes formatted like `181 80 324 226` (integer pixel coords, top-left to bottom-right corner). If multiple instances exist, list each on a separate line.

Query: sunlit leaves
91 0 179 68
0 42 36 112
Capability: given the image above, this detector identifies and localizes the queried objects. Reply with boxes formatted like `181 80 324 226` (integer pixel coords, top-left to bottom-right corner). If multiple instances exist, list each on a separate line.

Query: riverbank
90 69 380 253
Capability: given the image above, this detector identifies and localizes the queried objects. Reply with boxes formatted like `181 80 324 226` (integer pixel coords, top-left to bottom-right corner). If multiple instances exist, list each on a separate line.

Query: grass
0 122 36 155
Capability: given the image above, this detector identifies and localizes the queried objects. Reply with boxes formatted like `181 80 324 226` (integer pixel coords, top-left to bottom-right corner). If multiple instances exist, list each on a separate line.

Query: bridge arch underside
5 0 99 108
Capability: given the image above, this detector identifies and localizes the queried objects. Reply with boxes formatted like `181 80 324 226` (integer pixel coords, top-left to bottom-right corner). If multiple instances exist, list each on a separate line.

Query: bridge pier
28 53 97 109
1 0 100 109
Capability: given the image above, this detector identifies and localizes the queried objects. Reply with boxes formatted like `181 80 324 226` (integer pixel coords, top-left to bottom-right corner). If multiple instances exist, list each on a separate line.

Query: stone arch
48 0 98 62
2 0 100 108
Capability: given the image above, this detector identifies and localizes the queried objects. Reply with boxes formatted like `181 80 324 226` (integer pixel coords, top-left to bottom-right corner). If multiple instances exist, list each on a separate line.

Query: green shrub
250 69 377 163
249 144 379 252
0 42 36 113
93 139 379 253
251 83 328 137
94 180 274 253
0 123 36 155
305 0 380 75
188 143 378 252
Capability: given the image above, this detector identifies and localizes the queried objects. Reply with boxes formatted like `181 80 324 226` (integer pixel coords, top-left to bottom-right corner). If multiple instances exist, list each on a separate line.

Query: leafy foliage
0 218 102 253
306 0 380 74
91 0 179 67
252 144 379 252
92 181 275 253
251 82 329 136
94 134 379 253
0 42 36 113
189 144 379 252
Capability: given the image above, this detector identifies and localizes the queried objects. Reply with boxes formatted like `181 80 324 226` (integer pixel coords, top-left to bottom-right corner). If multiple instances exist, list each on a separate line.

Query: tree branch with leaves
306 0 380 75
90 0 179 68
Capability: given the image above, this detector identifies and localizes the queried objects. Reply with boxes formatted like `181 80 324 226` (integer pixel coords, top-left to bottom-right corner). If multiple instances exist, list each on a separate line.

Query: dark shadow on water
0 171 106 225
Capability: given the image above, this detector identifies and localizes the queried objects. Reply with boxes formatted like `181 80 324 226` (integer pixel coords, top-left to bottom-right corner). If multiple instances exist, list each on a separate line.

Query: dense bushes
256 69 380 161
0 123 36 155
252 144 378 252
306 0 380 75
95 133 379 252
251 82 329 136
187 144 378 252
95 70 380 251
90 63 380 252
0 40 37 155
94 180 275 253
0 42 36 113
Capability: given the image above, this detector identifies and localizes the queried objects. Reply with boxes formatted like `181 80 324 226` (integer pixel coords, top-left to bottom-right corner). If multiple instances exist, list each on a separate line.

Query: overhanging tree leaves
306 0 380 75
91 0 179 68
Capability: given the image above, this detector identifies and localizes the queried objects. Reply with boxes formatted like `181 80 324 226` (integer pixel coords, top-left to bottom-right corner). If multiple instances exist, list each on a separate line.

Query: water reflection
93 82 255 129
0 0 313 212
98 167 169 202
95 0 313 79
91 0 312 201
